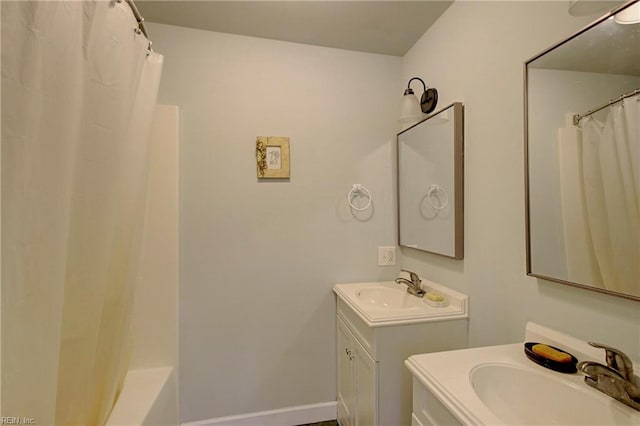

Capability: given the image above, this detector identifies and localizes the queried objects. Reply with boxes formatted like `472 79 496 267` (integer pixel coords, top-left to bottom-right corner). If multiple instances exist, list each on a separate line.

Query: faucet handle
589 342 634 382
400 269 421 284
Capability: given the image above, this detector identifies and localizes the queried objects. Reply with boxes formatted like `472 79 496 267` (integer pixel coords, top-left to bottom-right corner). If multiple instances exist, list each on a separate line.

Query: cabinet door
337 317 355 426
354 336 376 426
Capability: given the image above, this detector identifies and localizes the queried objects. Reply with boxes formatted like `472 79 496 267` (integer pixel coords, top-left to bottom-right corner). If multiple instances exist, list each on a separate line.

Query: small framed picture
256 136 290 179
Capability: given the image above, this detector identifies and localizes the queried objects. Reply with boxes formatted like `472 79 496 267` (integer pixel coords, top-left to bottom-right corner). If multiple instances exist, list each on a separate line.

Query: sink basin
355 287 420 309
333 281 468 327
471 363 637 425
406 324 640 426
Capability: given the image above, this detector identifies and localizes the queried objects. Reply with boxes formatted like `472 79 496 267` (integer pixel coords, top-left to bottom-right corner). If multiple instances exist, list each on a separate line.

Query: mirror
397 102 464 258
525 0 640 300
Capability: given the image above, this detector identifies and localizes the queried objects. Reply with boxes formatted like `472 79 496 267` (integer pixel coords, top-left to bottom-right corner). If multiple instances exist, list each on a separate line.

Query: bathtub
106 367 178 426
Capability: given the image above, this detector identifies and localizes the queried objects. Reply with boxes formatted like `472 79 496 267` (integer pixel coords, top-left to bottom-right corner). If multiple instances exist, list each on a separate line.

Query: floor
297 421 339 426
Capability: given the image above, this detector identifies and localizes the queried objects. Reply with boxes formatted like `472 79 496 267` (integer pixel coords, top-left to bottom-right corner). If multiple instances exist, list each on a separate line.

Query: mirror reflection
525 0 640 300
397 102 464 258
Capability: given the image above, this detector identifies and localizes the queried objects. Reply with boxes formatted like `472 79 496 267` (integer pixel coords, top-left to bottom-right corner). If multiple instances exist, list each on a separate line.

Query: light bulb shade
568 0 619 16
615 2 640 24
399 93 423 124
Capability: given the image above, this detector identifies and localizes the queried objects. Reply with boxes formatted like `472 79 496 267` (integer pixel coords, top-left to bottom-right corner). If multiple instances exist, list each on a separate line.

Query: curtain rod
119 0 151 49
573 88 640 126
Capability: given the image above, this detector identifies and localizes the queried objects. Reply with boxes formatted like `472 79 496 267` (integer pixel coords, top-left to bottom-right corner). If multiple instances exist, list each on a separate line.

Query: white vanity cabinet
337 315 375 426
334 281 469 426
409 377 462 426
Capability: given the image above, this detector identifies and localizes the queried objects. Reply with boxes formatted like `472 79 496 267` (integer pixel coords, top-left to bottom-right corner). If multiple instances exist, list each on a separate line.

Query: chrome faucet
394 269 425 298
577 342 640 411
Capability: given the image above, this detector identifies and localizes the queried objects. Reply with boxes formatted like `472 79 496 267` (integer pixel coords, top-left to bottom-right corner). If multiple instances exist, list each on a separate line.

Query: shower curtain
2 1 162 424
580 96 639 295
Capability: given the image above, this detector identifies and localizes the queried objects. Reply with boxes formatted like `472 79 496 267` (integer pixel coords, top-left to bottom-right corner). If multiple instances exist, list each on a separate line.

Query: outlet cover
378 246 396 266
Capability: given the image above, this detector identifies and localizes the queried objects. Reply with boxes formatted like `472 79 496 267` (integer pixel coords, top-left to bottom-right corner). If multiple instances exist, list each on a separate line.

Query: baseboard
181 401 337 426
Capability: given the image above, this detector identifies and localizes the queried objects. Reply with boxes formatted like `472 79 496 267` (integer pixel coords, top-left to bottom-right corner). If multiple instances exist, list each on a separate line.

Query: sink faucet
394 270 425 298
577 342 640 411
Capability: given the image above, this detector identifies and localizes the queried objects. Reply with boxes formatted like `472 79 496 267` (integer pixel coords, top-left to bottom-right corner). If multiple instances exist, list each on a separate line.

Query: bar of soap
531 344 572 363
426 292 444 302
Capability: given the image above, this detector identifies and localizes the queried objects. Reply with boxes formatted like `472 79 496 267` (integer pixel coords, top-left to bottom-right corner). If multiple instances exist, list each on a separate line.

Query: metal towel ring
348 184 372 211
427 184 448 210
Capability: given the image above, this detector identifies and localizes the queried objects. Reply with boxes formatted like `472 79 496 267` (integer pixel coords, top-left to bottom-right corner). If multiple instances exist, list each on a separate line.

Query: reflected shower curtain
2 1 162 424
580 96 640 295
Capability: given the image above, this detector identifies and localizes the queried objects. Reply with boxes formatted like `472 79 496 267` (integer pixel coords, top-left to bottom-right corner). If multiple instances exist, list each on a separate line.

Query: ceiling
136 1 453 56
530 3 639 76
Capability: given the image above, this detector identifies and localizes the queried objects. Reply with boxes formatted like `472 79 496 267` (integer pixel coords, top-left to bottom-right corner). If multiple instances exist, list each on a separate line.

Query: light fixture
399 77 438 126
567 0 620 16
614 1 640 24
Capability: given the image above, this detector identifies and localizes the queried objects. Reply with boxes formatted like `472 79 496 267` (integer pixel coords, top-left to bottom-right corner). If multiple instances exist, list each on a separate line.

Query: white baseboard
181 401 337 426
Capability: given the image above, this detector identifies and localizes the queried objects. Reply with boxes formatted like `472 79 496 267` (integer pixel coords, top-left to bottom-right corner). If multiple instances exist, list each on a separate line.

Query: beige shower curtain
580 96 640 295
2 1 162 424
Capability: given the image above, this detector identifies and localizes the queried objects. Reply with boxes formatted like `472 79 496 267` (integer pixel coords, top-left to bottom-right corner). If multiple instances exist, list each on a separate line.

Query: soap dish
425 299 448 308
423 291 448 308
524 342 578 374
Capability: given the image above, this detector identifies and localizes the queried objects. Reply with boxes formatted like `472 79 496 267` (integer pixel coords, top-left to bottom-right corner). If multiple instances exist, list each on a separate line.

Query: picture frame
256 136 290 179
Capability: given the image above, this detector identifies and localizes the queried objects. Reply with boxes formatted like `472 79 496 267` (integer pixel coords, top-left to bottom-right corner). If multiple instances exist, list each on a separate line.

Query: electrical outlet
378 246 396 266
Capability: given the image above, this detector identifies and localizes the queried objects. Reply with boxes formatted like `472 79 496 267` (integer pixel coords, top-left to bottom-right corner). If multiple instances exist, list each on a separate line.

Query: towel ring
427 184 448 210
348 184 372 211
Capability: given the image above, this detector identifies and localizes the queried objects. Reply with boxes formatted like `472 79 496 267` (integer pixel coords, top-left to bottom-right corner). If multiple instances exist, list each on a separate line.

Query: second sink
471 363 637 425
405 322 640 425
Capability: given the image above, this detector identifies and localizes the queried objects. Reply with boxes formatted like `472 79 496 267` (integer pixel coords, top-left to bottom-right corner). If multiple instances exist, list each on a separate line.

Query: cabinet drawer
412 378 462 426
337 298 376 359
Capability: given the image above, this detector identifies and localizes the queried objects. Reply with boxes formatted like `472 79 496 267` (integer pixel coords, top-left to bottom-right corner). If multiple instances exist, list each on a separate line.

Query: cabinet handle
345 348 355 360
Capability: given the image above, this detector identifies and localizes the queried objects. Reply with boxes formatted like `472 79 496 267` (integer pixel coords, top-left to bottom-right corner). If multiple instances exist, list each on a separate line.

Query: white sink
471 363 637 425
333 280 468 327
355 286 421 309
405 322 640 425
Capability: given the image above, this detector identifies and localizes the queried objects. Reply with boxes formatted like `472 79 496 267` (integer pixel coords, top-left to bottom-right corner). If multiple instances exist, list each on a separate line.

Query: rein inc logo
1 418 35 425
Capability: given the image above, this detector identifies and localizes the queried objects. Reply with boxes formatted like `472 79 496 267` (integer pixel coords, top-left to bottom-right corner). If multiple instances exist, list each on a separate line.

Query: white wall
401 1 639 357
146 23 401 423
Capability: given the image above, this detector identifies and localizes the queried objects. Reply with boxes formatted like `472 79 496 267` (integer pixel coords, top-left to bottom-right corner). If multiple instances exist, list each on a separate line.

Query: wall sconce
567 0 620 16
614 1 640 24
399 77 438 126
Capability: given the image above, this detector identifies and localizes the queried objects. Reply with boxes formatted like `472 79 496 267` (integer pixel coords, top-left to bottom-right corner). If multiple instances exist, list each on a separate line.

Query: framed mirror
525 0 640 301
397 102 464 258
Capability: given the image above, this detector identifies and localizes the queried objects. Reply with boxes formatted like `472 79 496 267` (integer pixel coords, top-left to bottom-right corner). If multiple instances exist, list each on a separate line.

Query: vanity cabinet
337 316 375 426
410 377 462 426
335 290 468 426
